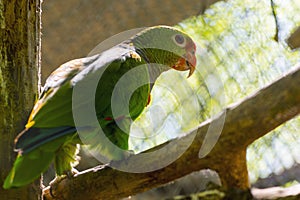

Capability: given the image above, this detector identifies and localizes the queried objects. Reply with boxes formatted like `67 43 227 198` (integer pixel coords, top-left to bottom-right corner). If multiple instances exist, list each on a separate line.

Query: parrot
3 25 196 189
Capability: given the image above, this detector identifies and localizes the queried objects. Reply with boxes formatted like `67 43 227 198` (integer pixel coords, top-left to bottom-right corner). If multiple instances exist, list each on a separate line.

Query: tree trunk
0 0 41 199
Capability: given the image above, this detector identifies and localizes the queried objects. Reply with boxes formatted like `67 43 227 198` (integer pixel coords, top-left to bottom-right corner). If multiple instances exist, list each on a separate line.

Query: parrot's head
132 25 196 77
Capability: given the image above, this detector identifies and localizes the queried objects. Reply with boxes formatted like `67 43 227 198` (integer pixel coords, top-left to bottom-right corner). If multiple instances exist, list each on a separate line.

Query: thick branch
43 65 300 200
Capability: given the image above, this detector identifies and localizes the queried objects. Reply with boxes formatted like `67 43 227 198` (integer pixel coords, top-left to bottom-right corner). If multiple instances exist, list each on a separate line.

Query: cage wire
124 0 300 199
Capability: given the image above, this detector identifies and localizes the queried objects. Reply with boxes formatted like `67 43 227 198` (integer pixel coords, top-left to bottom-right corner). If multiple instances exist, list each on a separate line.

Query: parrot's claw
48 168 79 197
49 168 78 187
49 176 64 186
66 168 79 178
49 176 65 198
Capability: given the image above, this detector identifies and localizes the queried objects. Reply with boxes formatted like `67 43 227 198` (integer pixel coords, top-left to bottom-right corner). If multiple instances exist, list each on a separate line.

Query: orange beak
172 42 196 78
172 52 196 78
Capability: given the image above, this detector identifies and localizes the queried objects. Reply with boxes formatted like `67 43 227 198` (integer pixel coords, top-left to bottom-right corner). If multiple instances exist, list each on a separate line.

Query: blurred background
42 0 300 199
42 0 221 82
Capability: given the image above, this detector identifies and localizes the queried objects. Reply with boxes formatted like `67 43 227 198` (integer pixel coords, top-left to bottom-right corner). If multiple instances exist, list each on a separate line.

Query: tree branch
253 164 300 188
287 26 300 49
252 184 300 200
43 65 300 200
162 184 300 200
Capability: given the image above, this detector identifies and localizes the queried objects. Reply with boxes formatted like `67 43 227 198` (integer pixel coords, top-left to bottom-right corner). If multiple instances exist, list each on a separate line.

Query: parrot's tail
4 126 79 189
14 126 77 154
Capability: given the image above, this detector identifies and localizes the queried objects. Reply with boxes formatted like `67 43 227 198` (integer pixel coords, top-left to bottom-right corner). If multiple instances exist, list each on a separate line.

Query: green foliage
129 0 300 186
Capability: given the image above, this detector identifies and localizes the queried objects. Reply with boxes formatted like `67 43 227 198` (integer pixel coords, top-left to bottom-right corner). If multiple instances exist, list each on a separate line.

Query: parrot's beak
186 51 196 78
172 39 196 78
172 52 196 78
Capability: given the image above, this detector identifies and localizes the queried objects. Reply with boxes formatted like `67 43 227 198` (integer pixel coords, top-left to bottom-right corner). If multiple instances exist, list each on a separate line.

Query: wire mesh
127 0 300 197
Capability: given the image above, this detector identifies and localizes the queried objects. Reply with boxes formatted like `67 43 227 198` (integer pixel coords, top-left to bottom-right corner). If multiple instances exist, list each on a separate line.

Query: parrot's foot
49 175 64 187
49 168 79 198
66 168 79 178
49 176 65 198
49 168 78 186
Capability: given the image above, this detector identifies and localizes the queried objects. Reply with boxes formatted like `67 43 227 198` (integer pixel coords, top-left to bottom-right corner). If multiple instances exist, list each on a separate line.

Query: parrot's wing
16 41 141 152
27 41 138 128
4 42 143 189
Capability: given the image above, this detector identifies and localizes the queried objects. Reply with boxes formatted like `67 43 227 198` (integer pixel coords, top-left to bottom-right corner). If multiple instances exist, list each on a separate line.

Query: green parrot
3 25 196 189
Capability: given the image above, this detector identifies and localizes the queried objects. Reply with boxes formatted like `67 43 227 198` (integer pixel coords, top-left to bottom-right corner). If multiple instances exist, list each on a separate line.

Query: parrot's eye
173 34 186 48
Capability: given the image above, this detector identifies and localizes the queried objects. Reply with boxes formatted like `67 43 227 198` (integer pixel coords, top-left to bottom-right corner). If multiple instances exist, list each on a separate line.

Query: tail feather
15 126 77 154
3 150 55 189
3 132 78 189
4 127 78 189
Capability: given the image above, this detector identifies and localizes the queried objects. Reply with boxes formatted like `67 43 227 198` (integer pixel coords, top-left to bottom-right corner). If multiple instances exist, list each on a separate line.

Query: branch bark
43 65 300 200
